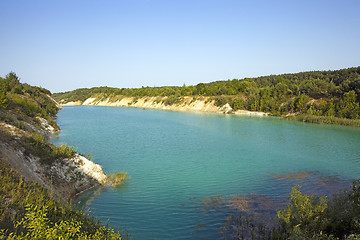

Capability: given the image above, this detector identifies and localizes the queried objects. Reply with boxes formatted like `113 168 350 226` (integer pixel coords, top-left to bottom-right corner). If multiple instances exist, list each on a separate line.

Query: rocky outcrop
63 96 268 116
36 117 57 135
0 121 108 202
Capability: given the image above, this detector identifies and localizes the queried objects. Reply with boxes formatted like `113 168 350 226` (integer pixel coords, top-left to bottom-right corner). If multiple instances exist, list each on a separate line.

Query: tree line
53 67 360 123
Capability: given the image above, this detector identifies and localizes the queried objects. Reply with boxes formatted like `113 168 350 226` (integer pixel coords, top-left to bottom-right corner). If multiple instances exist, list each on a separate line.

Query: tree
277 185 328 239
337 91 359 119
294 94 309 113
0 78 9 109
6 72 20 90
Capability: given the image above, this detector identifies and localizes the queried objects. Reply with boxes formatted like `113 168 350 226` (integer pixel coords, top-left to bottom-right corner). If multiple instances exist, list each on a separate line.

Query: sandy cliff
63 96 268 116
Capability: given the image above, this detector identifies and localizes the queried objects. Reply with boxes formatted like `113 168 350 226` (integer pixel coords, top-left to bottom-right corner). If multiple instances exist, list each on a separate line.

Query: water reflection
72 186 106 210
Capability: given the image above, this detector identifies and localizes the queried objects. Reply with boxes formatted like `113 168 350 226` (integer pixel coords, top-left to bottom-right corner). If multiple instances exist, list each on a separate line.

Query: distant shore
62 96 269 117
61 96 360 127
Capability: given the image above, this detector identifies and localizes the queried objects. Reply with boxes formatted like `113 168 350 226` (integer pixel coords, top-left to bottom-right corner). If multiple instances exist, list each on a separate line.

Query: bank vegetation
54 66 360 126
0 73 126 239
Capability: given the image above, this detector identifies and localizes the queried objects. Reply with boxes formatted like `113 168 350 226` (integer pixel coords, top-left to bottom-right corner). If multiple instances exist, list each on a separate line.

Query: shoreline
62 96 269 117
0 117 109 203
61 96 360 127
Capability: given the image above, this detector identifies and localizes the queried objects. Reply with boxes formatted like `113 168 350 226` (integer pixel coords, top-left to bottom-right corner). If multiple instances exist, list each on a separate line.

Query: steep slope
0 72 124 239
0 72 109 201
70 95 267 116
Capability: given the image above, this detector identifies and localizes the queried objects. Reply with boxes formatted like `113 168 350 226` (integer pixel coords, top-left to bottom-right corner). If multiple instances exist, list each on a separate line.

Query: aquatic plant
108 172 129 187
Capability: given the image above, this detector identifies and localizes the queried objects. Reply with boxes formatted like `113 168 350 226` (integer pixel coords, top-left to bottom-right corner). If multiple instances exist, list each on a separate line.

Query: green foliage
12 204 82 239
230 97 245 110
276 182 360 239
54 67 360 125
214 95 230 107
163 95 181 105
0 78 9 109
4 204 122 239
0 72 60 130
25 132 76 165
54 144 77 159
277 185 328 238
82 151 93 160
337 91 360 119
294 94 310 113
226 182 360 239
285 114 360 127
0 159 123 239
0 73 127 238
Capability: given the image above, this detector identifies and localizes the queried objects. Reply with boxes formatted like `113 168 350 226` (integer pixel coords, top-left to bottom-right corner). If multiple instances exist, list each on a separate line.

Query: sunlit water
52 106 360 239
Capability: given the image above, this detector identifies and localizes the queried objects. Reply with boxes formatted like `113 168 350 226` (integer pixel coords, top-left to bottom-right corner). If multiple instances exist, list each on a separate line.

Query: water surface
53 106 360 239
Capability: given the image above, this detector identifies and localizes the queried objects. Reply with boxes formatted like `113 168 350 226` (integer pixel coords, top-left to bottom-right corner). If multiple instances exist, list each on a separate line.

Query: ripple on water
56 106 360 240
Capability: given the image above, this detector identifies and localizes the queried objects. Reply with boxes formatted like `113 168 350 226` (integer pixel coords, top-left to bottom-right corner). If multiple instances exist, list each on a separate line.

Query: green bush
276 182 360 239
277 185 328 238
164 95 180 105
285 114 360 127
0 159 123 239
53 144 76 159
231 97 245 110
225 182 360 239
214 95 229 107
25 133 76 165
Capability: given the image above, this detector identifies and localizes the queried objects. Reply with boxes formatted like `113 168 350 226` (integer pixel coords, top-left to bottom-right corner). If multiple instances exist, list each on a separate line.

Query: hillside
53 66 360 126
0 73 124 239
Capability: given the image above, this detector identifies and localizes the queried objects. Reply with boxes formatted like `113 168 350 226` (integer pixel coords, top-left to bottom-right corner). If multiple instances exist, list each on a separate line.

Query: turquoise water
53 106 360 239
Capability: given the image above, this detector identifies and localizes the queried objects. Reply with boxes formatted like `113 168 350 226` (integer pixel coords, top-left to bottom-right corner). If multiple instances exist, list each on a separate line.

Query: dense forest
0 73 125 239
54 66 360 126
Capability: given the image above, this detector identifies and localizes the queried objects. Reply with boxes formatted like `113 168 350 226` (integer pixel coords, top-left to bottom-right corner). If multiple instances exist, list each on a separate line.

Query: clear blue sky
1 0 359 93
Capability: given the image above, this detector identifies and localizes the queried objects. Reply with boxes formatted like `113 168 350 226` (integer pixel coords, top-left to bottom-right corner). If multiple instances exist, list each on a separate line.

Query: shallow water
53 106 360 239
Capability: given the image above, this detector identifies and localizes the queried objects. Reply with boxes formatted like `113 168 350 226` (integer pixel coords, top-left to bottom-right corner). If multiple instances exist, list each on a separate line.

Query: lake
53 106 360 240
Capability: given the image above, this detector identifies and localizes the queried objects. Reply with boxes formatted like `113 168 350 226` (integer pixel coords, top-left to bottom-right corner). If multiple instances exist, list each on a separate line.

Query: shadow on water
71 186 107 210
72 181 130 210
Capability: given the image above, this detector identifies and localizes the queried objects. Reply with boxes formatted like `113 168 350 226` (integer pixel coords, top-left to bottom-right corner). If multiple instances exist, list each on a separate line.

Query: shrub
53 144 76 159
0 159 123 239
164 95 180 105
277 185 328 238
214 95 229 107
226 182 360 239
25 133 76 165
231 97 245 110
